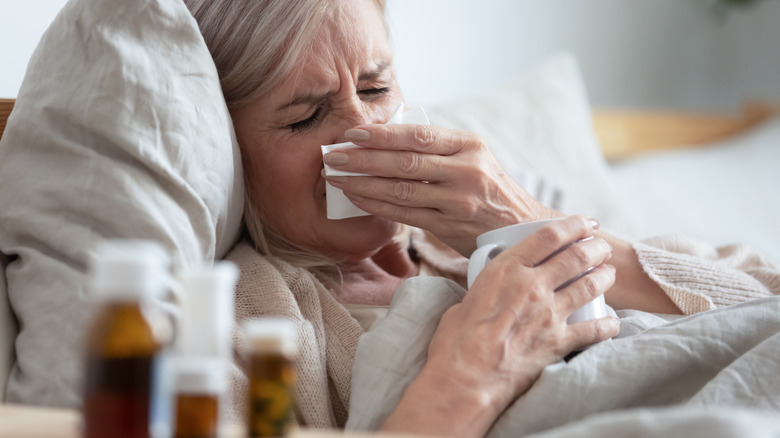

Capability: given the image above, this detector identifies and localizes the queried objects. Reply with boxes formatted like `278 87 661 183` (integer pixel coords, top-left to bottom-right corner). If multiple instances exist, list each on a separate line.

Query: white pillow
609 115 780 265
426 54 640 237
0 0 243 406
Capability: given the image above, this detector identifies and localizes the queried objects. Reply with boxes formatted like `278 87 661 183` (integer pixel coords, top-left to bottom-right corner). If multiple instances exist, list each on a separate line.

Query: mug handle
467 243 504 288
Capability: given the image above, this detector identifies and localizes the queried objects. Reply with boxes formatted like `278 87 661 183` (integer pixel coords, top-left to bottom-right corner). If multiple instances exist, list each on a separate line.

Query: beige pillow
0 0 243 406
426 54 639 236
0 254 16 400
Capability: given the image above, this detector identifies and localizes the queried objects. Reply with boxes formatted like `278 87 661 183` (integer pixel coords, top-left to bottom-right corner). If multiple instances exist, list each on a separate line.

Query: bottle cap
242 318 298 356
177 261 239 359
89 239 170 300
173 356 226 395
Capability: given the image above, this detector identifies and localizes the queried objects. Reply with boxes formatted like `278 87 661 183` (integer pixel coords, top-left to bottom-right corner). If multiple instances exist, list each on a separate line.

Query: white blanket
346 277 780 436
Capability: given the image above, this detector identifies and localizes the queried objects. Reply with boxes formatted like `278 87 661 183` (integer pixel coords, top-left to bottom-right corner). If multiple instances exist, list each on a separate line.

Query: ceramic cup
467 218 608 324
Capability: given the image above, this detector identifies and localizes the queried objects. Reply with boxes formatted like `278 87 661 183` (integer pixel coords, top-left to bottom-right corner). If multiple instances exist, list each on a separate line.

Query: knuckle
399 150 420 173
569 243 591 266
591 320 605 340
537 224 567 247
472 133 490 152
412 125 435 148
581 274 601 298
392 180 416 203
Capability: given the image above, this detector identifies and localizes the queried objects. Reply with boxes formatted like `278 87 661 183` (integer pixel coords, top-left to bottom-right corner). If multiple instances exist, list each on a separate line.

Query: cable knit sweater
223 230 780 428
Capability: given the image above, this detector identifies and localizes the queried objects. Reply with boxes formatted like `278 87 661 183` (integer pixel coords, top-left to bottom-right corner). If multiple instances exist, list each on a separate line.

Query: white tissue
321 104 430 220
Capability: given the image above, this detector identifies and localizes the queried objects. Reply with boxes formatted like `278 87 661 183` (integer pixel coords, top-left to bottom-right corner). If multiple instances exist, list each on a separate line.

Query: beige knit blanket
224 241 364 428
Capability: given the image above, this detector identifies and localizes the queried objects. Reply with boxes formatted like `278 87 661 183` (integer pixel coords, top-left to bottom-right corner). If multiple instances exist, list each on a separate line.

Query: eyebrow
276 61 391 111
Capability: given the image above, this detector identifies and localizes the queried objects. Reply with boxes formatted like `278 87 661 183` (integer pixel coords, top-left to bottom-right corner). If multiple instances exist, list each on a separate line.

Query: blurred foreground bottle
82 240 172 438
172 262 238 438
243 318 298 437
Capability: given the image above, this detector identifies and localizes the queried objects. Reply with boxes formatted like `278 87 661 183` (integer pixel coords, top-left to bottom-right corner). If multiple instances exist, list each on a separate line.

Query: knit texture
224 241 363 428
633 235 780 314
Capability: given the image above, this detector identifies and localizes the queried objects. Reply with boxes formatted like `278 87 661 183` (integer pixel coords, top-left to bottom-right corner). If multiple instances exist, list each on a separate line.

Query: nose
331 100 376 144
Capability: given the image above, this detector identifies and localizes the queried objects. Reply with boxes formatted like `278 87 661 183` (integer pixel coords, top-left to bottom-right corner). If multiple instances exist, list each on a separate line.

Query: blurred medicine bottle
172 262 238 438
243 318 298 437
82 239 173 438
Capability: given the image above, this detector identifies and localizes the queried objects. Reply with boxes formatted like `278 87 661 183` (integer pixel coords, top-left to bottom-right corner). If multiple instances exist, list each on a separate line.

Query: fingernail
345 128 370 142
323 152 349 166
589 217 600 230
327 175 346 183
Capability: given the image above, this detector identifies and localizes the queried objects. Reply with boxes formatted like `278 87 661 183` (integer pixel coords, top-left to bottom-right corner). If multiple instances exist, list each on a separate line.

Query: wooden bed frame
0 98 776 161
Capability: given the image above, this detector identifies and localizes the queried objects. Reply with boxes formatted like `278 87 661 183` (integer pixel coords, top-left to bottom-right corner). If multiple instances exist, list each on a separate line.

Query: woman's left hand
323 123 559 256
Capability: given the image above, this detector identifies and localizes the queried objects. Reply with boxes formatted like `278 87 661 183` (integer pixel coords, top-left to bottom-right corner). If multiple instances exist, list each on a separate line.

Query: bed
1 0 779 434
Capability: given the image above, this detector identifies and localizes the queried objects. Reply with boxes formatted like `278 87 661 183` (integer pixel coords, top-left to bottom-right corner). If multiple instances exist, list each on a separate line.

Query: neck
332 240 418 306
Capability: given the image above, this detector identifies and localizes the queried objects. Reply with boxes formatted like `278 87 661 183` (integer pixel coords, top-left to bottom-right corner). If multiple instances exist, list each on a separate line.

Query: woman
185 0 780 436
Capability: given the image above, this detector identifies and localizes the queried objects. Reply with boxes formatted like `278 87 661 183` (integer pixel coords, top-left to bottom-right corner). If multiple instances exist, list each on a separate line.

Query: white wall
0 0 70 98
386 0 780 110
2 1 779 110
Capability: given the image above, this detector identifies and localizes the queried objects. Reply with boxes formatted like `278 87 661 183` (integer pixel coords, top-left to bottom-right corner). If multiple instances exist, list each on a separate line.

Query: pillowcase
426 53 640 237
609 115 780 265
0 255 15 399
0 0 243 406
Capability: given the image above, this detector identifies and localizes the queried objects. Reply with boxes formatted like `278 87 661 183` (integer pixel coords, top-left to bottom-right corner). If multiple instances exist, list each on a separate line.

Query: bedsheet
346 276 780 436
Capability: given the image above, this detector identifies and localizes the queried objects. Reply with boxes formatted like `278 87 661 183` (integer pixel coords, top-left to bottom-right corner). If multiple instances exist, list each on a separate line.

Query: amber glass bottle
82 240 170 438
172 359 221 438
243 318 298 438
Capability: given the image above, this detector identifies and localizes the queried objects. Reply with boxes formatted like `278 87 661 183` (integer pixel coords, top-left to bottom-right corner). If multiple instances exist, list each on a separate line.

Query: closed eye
358 87 389 97
287 107 323 132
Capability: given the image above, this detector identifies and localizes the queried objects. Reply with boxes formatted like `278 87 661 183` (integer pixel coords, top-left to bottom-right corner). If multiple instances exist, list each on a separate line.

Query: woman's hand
323 123 560 256
381 216 620 438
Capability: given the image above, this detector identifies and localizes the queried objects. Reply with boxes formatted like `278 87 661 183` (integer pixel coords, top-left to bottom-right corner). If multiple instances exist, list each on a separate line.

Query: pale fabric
634 236 780 314
522 407 780 438
0 0 243 406
346 237 780 435
0 255 14 399
609 115 780 265
343 305 389 332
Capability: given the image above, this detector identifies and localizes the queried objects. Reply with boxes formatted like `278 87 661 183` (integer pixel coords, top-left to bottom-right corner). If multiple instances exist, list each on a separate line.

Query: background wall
386 0 780 110
3 0 779 110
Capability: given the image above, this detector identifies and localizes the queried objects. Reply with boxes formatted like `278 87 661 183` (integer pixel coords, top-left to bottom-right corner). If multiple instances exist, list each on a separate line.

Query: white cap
177 262 239 359
173 357 227 395
242 318 298 356
89 239 170 301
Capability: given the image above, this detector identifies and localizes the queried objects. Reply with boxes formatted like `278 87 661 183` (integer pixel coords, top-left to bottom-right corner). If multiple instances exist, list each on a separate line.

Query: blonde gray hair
185 0 388 270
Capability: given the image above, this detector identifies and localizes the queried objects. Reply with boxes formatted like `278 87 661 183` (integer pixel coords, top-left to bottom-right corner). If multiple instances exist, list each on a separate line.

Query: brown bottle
82 240 171 438
242 318 298 438
172 263 238 438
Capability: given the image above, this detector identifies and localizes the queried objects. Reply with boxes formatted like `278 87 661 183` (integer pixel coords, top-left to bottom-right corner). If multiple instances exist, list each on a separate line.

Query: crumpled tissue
321 104 430 220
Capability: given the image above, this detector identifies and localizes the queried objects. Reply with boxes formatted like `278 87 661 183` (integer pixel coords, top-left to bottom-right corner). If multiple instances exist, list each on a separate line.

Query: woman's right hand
381 215 620 438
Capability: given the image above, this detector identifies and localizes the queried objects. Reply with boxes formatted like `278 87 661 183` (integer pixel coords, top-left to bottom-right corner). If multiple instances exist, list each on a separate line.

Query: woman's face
232 0 403 263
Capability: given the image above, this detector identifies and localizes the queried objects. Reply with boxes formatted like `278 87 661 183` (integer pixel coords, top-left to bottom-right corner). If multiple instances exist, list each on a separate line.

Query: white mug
467 218 608 324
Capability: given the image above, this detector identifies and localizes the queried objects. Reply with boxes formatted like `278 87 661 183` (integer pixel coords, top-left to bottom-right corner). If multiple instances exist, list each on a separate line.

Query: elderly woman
183 0 780 436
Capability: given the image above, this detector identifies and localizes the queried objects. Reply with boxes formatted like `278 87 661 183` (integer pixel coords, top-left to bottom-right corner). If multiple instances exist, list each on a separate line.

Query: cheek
243 138 324 207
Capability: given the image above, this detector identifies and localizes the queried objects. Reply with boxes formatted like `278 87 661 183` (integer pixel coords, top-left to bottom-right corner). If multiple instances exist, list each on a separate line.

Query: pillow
609 115 780 265
0 0 243 406
426 54 640 237
0 254 16 400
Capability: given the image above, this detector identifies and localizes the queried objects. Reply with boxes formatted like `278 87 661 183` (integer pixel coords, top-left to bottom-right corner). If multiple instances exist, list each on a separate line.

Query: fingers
565 316 621 351
555 263 616 313
325 172 455 210
502 215 601 268
324 125 486 181
346 124 480 155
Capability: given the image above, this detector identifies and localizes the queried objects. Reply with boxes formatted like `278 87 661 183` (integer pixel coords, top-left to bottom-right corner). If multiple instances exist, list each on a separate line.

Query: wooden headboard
0 99 13 142
593 102 777 161
0 98 775 161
